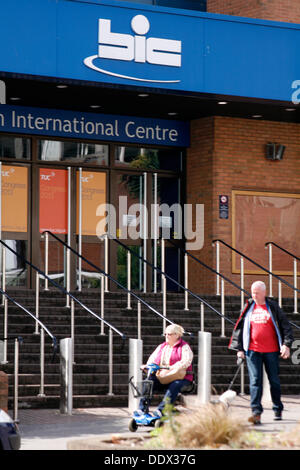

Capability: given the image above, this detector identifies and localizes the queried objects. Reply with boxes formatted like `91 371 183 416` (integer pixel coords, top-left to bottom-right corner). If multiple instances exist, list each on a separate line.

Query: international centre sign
0 105 189 147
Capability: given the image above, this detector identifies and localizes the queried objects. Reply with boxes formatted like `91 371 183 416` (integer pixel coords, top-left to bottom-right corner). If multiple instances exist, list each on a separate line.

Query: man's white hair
251 280 266 292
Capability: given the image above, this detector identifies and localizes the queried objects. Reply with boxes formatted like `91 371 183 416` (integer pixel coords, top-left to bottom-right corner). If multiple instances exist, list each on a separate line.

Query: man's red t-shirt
249 303 279 353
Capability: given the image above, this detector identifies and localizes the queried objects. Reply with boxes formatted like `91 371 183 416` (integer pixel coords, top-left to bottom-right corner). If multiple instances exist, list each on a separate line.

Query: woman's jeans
246 350 283 416
138 375 191 413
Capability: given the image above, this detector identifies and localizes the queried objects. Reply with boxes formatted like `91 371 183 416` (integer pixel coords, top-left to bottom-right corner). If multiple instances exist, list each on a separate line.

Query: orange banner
77 171 106 236
1 165 28 232
39 168 68 234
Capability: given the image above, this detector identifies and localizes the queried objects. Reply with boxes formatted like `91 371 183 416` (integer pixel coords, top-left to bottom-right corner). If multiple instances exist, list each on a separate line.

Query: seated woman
135 323 193 418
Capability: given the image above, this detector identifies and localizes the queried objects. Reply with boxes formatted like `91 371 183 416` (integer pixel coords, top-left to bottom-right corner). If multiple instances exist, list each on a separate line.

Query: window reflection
38 140 108 165
0 136 30 159
3 240 27 286
115 146 181 171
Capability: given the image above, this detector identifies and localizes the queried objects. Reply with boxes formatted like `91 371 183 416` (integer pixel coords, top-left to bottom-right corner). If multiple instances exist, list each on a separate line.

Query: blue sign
0 105 189 147
1 0 300 102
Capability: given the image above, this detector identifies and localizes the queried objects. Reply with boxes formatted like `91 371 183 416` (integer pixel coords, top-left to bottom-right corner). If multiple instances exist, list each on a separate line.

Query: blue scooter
128 363 169 432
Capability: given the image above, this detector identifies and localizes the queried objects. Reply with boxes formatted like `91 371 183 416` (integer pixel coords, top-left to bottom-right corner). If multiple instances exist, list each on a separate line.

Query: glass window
0 136 30 159
115 146 182 171
38 139 109 165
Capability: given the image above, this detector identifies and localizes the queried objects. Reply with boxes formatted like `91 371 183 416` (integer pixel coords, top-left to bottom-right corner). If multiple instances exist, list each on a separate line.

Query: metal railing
0 287 57 421
108 236 236 338
42 230 191 338
213 239 300 315
265 241 299 312
0 240 124 397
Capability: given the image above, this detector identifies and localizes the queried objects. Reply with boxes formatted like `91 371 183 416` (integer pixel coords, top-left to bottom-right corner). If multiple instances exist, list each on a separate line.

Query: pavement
8 394 300 451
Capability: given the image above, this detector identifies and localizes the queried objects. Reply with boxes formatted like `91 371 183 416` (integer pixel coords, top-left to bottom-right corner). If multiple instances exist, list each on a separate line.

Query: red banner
39 168 68 234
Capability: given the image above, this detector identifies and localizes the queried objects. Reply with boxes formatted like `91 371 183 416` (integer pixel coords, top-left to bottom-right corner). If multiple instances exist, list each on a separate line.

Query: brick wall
207 0 300 23
187 116 300 297
0 371 8 412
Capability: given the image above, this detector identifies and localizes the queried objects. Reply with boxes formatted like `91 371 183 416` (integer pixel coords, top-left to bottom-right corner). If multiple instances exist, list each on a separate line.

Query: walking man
229 280 293 424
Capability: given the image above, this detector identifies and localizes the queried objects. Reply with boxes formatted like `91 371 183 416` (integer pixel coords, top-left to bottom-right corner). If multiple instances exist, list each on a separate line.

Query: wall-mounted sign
1 0 300 101
0 105 189 147
84 14 182 83
219 195 229 219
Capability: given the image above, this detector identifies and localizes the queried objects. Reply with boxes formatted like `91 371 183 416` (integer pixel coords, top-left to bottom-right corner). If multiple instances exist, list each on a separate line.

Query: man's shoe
274 411 282 421
248 414 261 425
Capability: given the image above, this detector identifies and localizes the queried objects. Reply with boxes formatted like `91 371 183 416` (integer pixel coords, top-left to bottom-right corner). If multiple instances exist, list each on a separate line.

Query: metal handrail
265 241 299 313
0 239 125 397
167 238 250 297
0 286 57 411
213 239 300 294
166 238 300 333
265 241 300 262
109 236 236 332
42 230 188 335
213 238 300 316
0 240 124 340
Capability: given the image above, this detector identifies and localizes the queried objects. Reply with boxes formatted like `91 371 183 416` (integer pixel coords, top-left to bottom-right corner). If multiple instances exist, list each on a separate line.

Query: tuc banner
39 168 68 234
0 105 189 147
1 165 28 232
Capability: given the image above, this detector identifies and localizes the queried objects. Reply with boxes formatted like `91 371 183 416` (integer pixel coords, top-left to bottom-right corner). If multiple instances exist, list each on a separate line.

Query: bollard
262 365 271 404
60 338 73 415
197 331 211 404
128 338 143 413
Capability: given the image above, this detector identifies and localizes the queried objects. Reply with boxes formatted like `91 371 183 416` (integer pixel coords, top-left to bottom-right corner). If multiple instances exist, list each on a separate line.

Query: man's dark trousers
246 350 283 415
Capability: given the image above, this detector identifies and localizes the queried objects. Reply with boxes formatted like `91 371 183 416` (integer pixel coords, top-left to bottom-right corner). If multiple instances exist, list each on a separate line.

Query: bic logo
84 15 182 83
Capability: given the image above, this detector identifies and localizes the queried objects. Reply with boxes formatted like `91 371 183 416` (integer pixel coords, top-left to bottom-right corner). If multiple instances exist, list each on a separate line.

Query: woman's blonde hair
165 323 185 337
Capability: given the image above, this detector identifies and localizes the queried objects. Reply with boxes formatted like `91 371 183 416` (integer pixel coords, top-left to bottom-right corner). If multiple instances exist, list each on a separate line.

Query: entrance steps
1 289 300 409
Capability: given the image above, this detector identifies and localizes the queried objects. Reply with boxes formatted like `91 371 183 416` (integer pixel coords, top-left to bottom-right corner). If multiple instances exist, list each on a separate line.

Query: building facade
0 0 299 297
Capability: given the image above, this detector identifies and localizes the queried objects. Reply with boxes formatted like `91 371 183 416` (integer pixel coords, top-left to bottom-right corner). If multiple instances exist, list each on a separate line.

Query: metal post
127 250 131 310
128 338 143 412
197 331 211 403
78 167 82 292
137 300 141 340
153 173 158 294
2 245 6 305
240 257 244 310
2 297 8 364
35 271 40 335
220 278 226 338
200 302 204 332
108 328 114 396
143 171 147 293
71 299 75 363
278 280 282 308
66 167 71 308
184 253 189 311
100 274 105 335
216 241 220 296
268 243 273 298
44 231 49 291
262 365 271 404
60 338 73 415
104 234 109 292
161 238 167 332
294 259 298 314
38 328 46 398
13 338 19 422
